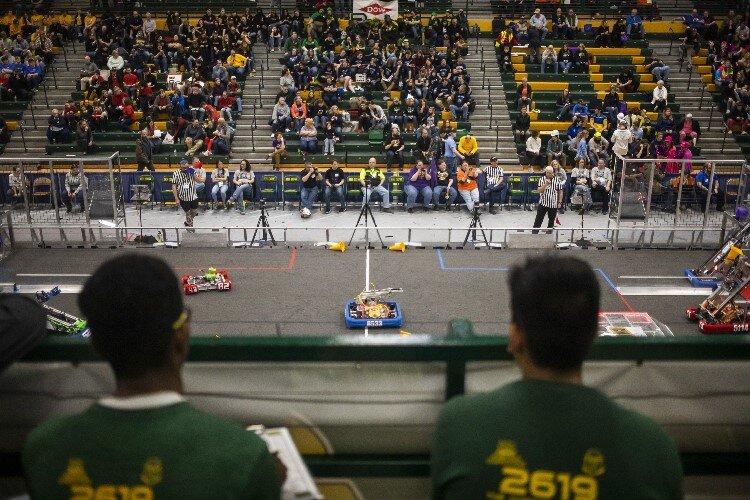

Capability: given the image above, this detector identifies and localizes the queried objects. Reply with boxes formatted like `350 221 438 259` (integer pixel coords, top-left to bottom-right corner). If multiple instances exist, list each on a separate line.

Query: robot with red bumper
687 255 750 333
181 267 232 295
685 219 750 288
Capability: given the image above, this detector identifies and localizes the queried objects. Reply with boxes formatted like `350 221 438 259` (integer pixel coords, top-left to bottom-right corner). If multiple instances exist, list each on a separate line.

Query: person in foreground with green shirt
23 254 283 500
431 255 683 500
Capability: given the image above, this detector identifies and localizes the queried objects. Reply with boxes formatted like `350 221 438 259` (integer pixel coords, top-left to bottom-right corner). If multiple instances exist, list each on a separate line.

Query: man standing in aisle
172 159 198 229
532 165 565 233
300 161 322 216
431 255 682 500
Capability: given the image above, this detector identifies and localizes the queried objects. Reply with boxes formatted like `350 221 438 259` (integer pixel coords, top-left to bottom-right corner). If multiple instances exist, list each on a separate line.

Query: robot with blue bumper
345 287 404 328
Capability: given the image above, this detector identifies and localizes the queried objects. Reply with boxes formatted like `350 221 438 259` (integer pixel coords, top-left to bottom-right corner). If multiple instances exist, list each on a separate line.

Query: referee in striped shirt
172 159 199 229
532 165 565 234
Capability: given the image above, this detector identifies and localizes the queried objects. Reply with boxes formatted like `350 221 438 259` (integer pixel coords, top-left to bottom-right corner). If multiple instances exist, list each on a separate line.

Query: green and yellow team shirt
23 401 281 500
431 379 683 500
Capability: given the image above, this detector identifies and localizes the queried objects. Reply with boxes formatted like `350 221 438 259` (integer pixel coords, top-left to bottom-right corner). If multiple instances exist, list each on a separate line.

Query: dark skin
98 319 288 483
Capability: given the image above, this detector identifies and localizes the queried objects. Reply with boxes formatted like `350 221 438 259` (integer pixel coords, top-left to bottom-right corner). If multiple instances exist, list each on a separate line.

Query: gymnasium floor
0 247 713 337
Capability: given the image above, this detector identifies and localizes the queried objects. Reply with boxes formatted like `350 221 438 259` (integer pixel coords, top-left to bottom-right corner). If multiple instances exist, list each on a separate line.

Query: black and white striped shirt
173 169 197 202
484 165 504 186
538 176 565 208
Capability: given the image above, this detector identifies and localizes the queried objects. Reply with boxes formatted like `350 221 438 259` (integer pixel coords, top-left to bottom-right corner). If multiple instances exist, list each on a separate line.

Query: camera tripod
349 184 384 248
462 206 490 247
249 199 276 246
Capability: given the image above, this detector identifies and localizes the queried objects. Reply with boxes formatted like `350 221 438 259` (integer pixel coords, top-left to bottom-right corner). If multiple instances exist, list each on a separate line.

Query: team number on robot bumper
217 282 230 290
366 320 383 327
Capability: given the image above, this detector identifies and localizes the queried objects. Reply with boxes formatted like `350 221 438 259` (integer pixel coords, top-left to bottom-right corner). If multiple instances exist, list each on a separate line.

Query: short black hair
78 254 183 379
509 256 600 371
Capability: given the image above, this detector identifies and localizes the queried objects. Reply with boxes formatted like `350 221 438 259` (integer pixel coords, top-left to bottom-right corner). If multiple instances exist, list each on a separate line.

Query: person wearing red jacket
122 68 139 100
120 98 136 131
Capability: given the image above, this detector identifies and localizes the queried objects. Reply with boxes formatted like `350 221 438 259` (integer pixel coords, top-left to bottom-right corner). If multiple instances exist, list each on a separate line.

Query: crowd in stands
687 9 750 136
492 7 729 214
267 9 476 168
0 10 75 146
44 8 270 159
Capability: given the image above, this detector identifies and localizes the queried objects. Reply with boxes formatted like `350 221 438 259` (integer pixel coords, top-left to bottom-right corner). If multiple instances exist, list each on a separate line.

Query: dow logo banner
353 0 398 20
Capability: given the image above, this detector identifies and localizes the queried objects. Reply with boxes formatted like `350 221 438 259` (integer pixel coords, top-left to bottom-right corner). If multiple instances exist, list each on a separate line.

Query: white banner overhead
353 0 399 20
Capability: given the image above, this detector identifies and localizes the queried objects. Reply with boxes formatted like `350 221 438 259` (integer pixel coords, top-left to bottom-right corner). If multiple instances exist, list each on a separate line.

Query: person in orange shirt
457 160 481 212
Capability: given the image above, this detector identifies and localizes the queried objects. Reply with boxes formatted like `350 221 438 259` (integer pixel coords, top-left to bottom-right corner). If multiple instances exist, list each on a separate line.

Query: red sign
359 3 392 16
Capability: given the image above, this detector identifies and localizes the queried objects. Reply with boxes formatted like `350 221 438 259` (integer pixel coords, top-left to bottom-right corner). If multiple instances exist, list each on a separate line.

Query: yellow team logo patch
581 448 606 477
485 440 526 469
140 457 163 486
58 458 91 486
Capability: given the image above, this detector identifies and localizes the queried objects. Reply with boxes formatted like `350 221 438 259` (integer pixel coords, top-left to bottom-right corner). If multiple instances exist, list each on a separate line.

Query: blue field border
435 249 620 295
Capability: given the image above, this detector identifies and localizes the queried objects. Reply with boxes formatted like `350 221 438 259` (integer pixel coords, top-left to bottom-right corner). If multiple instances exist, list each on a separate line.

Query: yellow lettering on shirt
488 469 598 500
68 485 154 500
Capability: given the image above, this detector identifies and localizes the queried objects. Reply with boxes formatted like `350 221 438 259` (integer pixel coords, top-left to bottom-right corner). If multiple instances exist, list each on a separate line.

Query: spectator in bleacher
229 159 254 215
268 132 287 170
695 163 725 212
291 96 308 132
530 8 548 41
551 8 567 39
384 126 406 171
271 96 291 135
184 118 206 156
6 166 26 208
458 132 479 167
515 77 532 111
211 60 229 85
570 99 589 124
626 9 643 37
23 254 283 499
106 49 124 80
33 29 54 65
443 129 463 174
187 87 207 121
573 44 590 74
324 160 346 214
594 21 611 48
405 160 433 213
75 119 94 155
546 130 566 167
652 80 668 112
79 55 99 92
603 86 621 126
450 85 472 122
588 132 609 167
483 156 506 214
457 160 480 212
62 164 87 213
540 45 557 74
367 102 387 130
616 68 639 93
298 118 318 155
360 157 392 213
564 8 580 39
589 108 608 138
498 45 513 73
610 19 628 48
591 158 613 214
46 108 70 144
514 106 531 144
433 159 457 211
323 121 340 156
119 97 135 132
726 102 749 135
677 113 700 146
122 67 138 100
656 107 676 138
645 57 671 86
553 89 572 121
522 126 542 165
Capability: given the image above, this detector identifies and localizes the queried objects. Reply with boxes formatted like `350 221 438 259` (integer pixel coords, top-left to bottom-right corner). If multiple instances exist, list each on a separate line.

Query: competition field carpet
1 247 714 337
